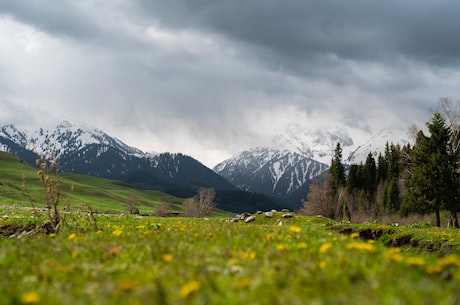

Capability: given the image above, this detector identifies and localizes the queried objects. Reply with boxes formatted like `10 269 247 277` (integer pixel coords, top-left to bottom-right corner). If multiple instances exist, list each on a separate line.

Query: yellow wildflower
297 242 308 249
276 244 288 251
350 232 360 239
426 264 443 274
112 229 123 237
20 292 40 304
242 251 257 260
162 254 174 263
67 233 77 241
405 257 426 266
384 248 404 263
48 233 56 238
346 242 376 253
288 226 301 233
180 280 201 298
319 242 332 254
319 261 328 269
72 250 79 259
439 255 460 267
264 233 274 242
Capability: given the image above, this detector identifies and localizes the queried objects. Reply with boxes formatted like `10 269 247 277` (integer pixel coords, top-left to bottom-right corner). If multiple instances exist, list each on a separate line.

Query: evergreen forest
303 98 460 228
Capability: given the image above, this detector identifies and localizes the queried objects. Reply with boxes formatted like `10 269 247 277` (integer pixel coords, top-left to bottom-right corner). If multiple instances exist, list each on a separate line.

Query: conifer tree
330 142 346 190
363 152 377 199
406 112 453 227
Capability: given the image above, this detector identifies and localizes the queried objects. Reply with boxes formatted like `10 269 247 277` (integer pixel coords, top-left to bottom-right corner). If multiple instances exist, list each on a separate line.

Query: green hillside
0 151 186 214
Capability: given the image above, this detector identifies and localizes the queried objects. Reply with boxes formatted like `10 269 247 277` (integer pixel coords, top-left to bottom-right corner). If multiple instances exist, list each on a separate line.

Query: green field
1 151 460 304
0 151 189 215
0 208 459 305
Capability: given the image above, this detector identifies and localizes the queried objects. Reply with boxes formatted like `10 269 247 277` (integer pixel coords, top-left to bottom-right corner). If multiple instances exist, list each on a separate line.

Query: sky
1 1 460 167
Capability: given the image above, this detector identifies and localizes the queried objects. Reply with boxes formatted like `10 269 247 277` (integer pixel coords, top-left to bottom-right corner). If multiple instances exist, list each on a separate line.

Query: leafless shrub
36 156 62 233
154 203 172 217
182 188 216 217
299 174 335 218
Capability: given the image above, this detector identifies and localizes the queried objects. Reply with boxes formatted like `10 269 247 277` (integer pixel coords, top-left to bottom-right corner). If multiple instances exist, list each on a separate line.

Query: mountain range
0 121 284 213
0 119 410 211
214 124 410 210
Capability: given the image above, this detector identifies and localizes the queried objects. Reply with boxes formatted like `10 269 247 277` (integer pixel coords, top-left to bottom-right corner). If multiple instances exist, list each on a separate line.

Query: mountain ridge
214 124 411 210
0 118 411 211
0 121 235 195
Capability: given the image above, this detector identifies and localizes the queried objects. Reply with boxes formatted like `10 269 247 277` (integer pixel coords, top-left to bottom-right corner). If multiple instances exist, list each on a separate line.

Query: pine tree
363 152 377 199
330 142 346 190
406 112 454 227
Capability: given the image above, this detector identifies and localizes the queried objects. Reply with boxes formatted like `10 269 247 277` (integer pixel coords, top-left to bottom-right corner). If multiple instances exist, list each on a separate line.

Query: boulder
264 211 274 218
244 216 256 223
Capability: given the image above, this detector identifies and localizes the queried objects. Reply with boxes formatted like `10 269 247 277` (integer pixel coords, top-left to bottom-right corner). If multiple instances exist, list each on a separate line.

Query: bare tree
182 188 216 217
154 203 172 217
300 173 335 218
439 97 460 227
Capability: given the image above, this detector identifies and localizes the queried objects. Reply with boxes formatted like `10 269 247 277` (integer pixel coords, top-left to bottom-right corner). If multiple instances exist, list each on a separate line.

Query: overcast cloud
1 0 460 166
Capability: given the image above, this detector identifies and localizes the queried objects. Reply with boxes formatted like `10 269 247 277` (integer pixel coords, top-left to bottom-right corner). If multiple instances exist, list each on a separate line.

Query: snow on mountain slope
0 120 144 158
345 128 412 164
271 123 355 165
0 120 237 196
214 147 328 209
214 124 411 209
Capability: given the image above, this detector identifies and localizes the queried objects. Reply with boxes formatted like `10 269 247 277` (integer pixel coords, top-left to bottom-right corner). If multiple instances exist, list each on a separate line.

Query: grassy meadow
0 151 187 215
0 207 459 305
1 151 460 304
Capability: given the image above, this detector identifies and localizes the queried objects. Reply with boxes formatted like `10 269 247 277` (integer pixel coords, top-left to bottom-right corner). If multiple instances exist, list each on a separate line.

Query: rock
244 216 256 223
264 211 274 218
235 214 246 221
281 209 290 213
256 210 263 215
281 213 293 219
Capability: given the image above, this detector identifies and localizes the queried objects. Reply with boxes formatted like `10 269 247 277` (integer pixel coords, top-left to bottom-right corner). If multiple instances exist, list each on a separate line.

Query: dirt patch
334 227 394 241
385 235 414 247
0 223 37 237
359 228 393 240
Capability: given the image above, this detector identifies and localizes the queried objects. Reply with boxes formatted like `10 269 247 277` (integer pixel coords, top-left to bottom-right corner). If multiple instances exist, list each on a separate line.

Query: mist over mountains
0 118 410 211
214 124 410 209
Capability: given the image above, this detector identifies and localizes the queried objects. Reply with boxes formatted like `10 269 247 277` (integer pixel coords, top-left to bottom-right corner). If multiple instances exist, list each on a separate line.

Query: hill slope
0 121 237 198
0 151 185 214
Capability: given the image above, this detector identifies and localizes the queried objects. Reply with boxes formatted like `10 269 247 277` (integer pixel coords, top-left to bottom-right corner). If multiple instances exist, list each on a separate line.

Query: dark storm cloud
135 0 460 68
0 1 99 39
1 0 460 166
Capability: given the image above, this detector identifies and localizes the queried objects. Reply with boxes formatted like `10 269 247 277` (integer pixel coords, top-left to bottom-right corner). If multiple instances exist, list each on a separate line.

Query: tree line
301 97 460 228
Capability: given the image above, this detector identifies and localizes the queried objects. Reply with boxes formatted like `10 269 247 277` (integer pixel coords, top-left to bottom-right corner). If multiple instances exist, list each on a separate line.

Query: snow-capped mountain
271 123 354 165
0 121 237 197
1 121 144 159
214 124 411 209
214 147 329 210
346 128 411 164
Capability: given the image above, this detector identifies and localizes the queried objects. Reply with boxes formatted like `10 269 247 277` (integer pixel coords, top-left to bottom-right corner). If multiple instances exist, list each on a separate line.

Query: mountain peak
270 123 354 164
